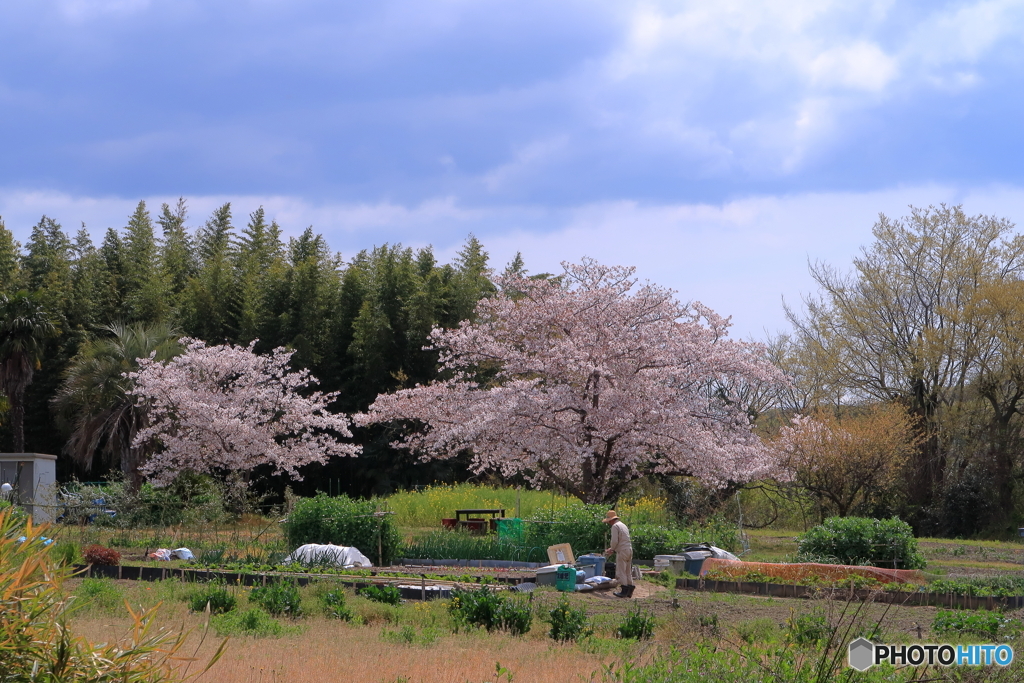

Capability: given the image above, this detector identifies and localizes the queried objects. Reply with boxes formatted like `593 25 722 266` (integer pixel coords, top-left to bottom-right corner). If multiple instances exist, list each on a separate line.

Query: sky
2 0 1024 339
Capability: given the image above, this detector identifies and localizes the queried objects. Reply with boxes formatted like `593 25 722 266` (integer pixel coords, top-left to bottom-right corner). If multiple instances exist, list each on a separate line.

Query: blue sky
2 0 1024 338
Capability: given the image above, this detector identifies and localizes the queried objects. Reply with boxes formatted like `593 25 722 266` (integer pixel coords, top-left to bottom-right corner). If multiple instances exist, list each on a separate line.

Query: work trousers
615 549 634 587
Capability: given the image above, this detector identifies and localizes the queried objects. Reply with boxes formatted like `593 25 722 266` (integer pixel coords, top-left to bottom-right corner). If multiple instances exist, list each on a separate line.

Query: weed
320 588 354 621
933 609 1022 640
648 570 679 588
382 624 418 644
187 579 237 614
359 584 402 605
615 604 655 640
785 610 833 646
250 579 303 617
548 595 592 642
211 607 291 638
380 624 442 646
50 541 79 566
449 586 532 635
733 617 779 644
697 613 719 631
74 577 124 613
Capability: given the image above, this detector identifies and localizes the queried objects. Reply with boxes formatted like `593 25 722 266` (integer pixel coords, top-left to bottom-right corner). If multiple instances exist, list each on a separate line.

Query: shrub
359 584 402 606
796 517 926 569
211 607 287 638
495 598 533 636
187 580 237 614
615 604 655 640
250 580 303 617
83 544 121 566
932 610 1022 640
548 594 592 642
285 493 402 566
449 586 532 635
63 473 227 528
320 588 354 621
449 586 502 631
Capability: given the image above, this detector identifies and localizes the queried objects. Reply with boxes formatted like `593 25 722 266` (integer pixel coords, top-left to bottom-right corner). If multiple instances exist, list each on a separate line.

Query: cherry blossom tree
357 259 788 504
129 338 359 485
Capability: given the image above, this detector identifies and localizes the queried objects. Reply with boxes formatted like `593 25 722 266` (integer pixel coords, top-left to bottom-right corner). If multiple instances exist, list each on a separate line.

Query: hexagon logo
848 638 875 671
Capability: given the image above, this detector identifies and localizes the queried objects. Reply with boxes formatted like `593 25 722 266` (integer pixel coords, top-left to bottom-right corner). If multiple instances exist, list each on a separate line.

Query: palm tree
0 292 57 453
54 322 181 490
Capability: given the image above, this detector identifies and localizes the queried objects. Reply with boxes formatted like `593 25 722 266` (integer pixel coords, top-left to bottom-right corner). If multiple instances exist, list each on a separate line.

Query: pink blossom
129 339 359 485
357 259 788 503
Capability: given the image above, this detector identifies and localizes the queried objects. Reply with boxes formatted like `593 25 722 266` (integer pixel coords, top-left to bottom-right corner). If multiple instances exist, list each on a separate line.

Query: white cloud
575 0 1023 181
807 42 897 92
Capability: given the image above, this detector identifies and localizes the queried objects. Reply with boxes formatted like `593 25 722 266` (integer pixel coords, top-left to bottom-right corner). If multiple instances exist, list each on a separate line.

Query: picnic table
442 508 507 533
455 508 506 521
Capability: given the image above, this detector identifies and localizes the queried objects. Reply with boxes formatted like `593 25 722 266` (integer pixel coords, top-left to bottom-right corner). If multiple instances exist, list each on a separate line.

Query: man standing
602 510 634 598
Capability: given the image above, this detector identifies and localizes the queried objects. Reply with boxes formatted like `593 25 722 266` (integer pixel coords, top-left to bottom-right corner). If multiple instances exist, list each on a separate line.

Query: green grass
211 607 299 638
72 578 124 613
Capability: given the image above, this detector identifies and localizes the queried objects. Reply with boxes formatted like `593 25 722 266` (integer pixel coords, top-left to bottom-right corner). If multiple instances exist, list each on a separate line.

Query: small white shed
0 453 58 523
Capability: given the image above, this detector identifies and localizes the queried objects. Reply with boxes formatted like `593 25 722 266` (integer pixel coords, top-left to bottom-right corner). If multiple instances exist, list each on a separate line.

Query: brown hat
602 510 620 524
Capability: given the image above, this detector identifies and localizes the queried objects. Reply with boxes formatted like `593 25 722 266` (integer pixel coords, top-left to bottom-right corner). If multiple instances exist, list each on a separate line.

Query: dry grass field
64 575 980 683
73 613 630 683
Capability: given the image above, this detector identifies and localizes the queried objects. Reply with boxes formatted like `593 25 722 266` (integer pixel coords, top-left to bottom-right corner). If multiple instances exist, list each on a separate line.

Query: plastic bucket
555 565 576 592
576 553 606 577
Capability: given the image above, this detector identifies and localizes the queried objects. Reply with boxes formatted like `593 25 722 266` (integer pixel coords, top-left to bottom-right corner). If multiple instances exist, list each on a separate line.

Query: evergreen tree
448 234 495 324
266 227 340 370
23 217 73 316
235 207 284 343
121 201 167 323
157 198 196 307
0 220 23 293
97 228 127 324
182 203 237 341
0 198 505 496
502 251 526 278
67 227 102 335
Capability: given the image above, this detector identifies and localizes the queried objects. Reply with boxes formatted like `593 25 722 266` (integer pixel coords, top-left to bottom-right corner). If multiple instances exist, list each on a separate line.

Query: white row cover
283 543 373 568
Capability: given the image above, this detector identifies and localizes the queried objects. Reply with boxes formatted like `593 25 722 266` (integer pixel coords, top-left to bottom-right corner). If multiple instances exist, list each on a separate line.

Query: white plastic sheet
707 546 739 561
283 543 373 568
148 548 194 561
